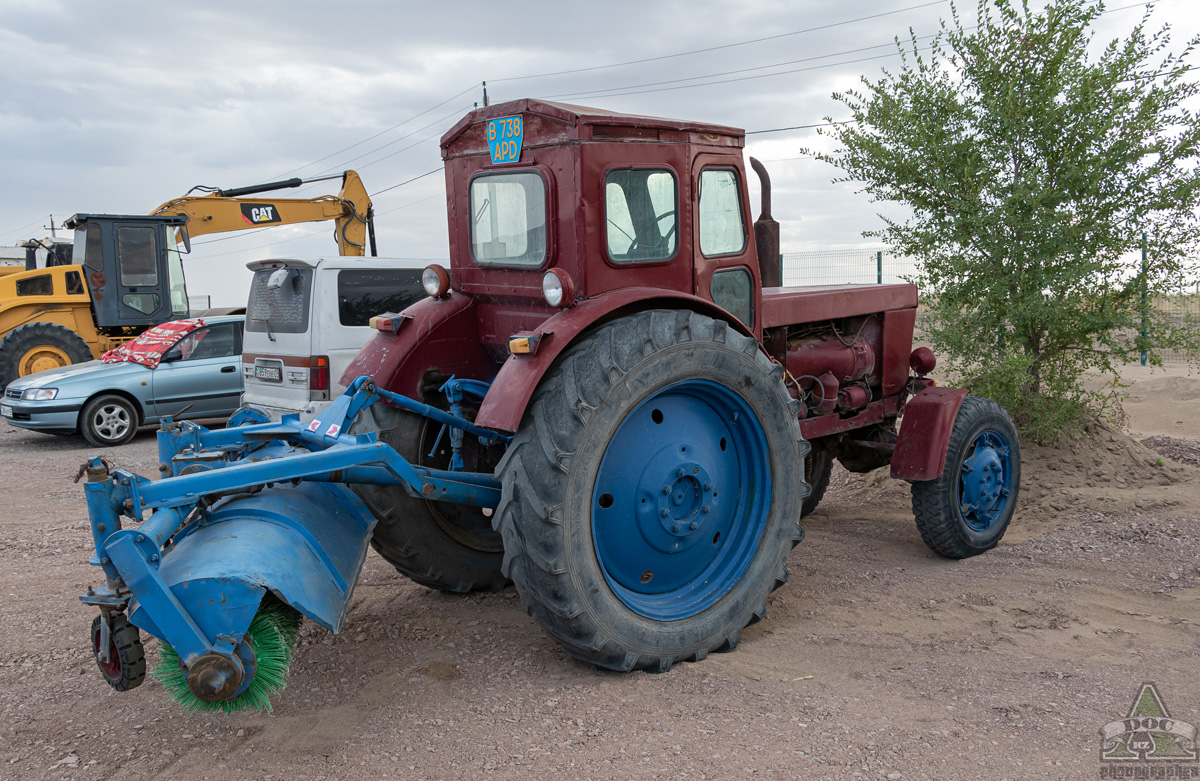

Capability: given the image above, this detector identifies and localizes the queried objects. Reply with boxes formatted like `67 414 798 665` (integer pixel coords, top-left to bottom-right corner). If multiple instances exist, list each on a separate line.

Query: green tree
810 0 1200 441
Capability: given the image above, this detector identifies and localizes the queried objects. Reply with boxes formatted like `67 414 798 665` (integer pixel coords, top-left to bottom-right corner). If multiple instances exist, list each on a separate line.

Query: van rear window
246 267 313 334
338 268 424 327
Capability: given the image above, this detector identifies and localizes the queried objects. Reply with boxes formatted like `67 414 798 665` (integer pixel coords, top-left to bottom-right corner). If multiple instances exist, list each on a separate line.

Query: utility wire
272 83 479 179
490 0 949 83
190 194 442 256
0 216 53 242
549 49 925 101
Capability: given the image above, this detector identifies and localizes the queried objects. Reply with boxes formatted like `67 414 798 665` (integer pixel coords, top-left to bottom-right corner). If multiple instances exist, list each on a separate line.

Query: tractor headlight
22 388 58 401
422 264 451 298
542 269 574 308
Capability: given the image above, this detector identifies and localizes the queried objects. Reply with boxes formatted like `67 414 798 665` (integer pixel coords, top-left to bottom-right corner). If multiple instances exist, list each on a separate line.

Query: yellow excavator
0 170 374 388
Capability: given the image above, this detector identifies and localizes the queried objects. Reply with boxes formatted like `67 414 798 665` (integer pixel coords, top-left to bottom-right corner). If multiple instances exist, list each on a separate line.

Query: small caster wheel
91 614 146 691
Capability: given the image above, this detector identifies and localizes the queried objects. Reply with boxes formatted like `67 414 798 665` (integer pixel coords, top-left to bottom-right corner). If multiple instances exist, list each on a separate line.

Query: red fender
475 289 754 433
890 386 969 481
338 292 495 402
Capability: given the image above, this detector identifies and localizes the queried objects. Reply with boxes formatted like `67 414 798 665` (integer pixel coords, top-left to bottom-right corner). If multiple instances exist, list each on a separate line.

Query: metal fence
781 249 916 287
780 249 1198 367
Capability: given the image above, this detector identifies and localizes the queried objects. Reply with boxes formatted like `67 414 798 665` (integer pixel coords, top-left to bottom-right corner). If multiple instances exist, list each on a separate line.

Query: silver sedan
1 316 244 446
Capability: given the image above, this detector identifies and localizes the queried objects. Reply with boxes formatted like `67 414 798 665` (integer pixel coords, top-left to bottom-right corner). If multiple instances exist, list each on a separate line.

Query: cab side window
605 169 677 262
698 169 746 257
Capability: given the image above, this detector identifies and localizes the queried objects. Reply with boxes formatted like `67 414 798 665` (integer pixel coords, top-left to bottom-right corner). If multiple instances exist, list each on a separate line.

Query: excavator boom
150 170 374 256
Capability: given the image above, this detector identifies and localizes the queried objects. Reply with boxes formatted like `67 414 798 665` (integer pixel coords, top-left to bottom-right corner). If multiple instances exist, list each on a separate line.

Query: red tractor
79 99 1020 710
344 99 1021 671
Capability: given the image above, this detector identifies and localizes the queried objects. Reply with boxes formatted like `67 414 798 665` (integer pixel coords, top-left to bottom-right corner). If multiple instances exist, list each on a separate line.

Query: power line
371 168 442 197
0 216 52 242
490 0 949 83
747 120 856 135
271 83 479 179
549 48 923 102
189 193 442 257
538 42 903 102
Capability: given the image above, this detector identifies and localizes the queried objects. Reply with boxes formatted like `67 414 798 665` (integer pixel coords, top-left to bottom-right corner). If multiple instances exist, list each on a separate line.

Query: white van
240 257 428 420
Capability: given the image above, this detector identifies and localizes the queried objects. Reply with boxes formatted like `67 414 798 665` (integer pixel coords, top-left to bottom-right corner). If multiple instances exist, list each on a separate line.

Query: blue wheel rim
957 430 1014 531
591 379 772 621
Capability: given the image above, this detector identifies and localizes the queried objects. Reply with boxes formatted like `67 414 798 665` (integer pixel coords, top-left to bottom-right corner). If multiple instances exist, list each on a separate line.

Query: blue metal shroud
127 481 376 646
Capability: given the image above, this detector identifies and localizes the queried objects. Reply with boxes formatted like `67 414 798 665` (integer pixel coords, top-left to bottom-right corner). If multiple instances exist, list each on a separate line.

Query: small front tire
911 396 1020 558
90 614 146 692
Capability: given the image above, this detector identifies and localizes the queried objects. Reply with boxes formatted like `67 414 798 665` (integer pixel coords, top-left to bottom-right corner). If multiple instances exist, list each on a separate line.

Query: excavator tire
0 322 93 389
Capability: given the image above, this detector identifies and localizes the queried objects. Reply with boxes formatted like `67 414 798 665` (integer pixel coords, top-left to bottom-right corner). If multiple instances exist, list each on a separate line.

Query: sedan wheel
80 395 139 447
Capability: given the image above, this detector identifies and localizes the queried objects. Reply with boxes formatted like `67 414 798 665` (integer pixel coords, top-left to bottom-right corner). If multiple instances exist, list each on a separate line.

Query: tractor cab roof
440 98 745 160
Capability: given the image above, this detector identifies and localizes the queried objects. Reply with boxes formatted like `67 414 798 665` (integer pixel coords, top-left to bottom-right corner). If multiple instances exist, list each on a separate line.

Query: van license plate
254 366 282 382
0 404 12 418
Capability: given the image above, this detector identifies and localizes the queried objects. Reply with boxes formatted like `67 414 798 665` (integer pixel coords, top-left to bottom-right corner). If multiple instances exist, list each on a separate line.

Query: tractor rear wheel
351 411 509 593
0 322 92 388
496 310 808 672
911 396 1020 558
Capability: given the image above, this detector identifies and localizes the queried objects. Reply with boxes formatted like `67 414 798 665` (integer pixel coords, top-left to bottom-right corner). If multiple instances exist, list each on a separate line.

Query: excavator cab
65 213 191 328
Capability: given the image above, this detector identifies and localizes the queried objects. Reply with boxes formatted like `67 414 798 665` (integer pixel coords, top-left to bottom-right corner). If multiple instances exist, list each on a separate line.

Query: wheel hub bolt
689 521 699 530
673 523 684 533
702 506 711 514
663 485 671 494
704 482 712 491
660 509 670 518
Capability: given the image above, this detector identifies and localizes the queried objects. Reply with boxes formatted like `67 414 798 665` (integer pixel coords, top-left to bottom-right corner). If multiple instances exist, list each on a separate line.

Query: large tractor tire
351 411 509 593
800 449 833 518
495 310 809 673
911 396 1020 558
0 322 93 389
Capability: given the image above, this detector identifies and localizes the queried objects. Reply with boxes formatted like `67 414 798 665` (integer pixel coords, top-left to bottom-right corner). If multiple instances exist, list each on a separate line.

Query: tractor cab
439 99 767 348
65 213 191 329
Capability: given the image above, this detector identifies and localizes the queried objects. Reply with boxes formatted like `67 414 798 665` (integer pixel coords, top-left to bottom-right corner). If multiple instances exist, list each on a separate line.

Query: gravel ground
1 412 1198 781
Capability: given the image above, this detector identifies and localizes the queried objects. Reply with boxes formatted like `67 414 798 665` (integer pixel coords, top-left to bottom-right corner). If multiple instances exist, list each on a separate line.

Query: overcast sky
1 0 1196 305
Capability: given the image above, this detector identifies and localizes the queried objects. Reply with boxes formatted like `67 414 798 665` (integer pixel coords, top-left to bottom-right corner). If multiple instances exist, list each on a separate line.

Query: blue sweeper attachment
80 376 506 710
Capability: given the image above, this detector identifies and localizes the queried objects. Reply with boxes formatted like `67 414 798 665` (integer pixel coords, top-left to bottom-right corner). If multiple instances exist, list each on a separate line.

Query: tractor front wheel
911 396 1021 558
496 310 808 672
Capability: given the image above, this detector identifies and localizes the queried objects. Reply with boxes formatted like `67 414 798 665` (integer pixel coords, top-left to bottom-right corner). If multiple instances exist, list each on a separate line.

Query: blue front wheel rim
957 430 1014 531
591 379 772 621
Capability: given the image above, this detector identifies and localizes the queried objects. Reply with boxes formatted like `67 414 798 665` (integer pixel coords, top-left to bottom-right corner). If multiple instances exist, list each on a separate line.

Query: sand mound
820 419 1199 534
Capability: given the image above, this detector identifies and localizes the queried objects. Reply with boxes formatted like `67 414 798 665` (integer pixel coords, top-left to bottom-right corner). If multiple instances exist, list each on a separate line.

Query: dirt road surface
2 368 1198 781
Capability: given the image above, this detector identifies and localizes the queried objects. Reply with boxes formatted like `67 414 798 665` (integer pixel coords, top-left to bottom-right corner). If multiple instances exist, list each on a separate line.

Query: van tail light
309 356 330 391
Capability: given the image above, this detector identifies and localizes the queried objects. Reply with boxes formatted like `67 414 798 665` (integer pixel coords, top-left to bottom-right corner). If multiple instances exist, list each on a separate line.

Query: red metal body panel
881 307 917 397
338 292 495 403
890 386 969 481
798 395 902 440
474 288 753 433
760 284 917 328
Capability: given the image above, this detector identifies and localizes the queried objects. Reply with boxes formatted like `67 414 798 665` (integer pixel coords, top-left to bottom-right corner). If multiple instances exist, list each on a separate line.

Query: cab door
84 219 177 328
690 156 762 339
